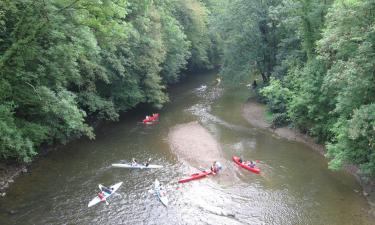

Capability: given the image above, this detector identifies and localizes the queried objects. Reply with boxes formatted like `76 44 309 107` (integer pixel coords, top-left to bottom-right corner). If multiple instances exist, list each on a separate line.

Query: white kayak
88 182 123 207
154 179 168 207
112 163 163 169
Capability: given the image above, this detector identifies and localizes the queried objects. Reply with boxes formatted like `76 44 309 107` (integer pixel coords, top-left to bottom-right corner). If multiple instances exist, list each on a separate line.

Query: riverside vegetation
1 0 374 179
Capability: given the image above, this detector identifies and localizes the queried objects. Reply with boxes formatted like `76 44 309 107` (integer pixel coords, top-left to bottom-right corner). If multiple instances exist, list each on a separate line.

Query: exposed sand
168 121 222 168
242 99 324 155
168 121 234 181
242 98 375 211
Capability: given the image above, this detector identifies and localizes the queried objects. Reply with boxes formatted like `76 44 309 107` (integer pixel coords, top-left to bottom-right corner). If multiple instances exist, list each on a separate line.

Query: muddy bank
242 98 375 213
242 99 324 155
168 121 233 180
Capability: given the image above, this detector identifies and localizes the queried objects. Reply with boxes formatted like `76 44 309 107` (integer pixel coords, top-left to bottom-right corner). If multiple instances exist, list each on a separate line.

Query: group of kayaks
88 155 260 208
178 156 260 184
88 113 160 208
88 160 168 208
88 156 260 207
89 113 261 208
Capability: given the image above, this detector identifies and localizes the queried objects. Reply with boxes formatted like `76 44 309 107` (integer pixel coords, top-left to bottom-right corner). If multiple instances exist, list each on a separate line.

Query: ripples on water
1 74 374 225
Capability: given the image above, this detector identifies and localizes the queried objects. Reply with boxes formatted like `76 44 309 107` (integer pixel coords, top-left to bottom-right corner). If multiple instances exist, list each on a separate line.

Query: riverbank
242 97 375 213
0 161 27 197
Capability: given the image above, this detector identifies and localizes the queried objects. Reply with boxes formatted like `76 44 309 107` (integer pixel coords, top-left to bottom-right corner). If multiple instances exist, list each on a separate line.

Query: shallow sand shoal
242 98 375 211
168 121 222 169
242 99 324 154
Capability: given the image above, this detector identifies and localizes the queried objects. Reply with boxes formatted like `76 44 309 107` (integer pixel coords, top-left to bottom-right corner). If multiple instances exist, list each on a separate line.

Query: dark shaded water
0 72 373 225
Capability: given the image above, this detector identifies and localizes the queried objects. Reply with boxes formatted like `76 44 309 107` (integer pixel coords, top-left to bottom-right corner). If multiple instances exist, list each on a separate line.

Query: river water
0 72 374 225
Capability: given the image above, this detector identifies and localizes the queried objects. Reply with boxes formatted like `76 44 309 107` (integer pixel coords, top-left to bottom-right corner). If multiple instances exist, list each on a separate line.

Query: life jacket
98 192 104 200
211 165 217 173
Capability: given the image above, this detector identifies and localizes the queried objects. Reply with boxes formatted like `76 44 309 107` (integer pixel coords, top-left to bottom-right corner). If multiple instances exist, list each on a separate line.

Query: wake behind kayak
112 163 163 169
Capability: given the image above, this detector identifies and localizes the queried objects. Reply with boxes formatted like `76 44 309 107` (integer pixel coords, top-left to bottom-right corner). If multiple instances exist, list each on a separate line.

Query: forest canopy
211 0 375 176
0 0 215 162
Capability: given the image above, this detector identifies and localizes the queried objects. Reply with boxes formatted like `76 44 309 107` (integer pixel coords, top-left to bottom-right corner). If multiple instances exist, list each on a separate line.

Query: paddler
131 158 138 166
97 192 105 200
210 161 222 174
97 191 109 205
144 158 152 167
101 186 113 195
247 160 256 168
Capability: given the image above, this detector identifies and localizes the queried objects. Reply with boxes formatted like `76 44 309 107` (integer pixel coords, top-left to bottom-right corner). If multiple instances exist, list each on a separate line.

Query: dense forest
1 0 374 177
212 0 375 176
0 0 216 162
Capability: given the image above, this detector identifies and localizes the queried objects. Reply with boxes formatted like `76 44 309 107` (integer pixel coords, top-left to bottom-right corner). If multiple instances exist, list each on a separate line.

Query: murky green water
0 72 373 225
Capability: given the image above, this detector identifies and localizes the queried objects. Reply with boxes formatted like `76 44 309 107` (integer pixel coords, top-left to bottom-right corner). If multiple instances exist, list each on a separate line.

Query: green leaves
0 103 36 162
211 0 375 175
0 0 214 162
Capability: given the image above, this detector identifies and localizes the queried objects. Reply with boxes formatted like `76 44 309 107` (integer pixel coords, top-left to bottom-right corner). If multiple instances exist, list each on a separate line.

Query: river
0 72 373 225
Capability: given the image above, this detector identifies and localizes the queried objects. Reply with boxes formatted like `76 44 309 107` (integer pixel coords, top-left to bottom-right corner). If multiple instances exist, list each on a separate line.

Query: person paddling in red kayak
246 160 256 168
210 161 222 174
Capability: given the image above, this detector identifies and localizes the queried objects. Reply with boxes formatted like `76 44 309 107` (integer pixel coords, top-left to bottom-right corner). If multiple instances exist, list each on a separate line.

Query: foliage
0 0 214 162
210 0 375 175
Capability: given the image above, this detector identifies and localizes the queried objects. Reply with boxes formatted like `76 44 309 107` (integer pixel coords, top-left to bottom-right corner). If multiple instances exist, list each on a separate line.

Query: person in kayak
144 158 151 167
101 186 113 195
159 186 167 197
247 161 256 168
97 191 105 200
215 161 222 171
211 161 222 174
131 158 138 166
238 158 243 163
97 191 110 205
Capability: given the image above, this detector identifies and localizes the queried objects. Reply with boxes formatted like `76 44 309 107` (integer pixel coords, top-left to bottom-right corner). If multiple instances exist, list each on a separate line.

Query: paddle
145 158 152 165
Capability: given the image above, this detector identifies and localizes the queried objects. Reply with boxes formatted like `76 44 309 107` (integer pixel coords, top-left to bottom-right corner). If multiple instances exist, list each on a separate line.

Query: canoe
154 179 168 207
143 113 159 123
232 156 260 174
178 169 213 183
88 182 123 207
112 163 163 169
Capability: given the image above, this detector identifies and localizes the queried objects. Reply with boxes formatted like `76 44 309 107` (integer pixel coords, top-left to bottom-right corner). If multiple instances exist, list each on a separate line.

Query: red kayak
142 113 159 123
178 169 213 183
232 156 260 174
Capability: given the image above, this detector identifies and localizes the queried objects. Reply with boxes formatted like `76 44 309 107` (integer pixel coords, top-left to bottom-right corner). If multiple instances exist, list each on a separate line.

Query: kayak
154 179 168 207
143 113 159 123
112 163 163 169
232 156 260 174
88 182 123 207
178 169 213 183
